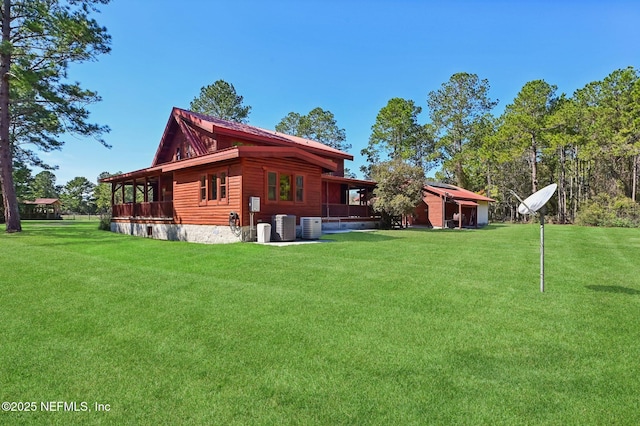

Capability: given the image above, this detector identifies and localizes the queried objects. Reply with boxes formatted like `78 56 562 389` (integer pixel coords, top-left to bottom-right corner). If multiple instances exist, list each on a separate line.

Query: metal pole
540 211 545 293
250 212 254 241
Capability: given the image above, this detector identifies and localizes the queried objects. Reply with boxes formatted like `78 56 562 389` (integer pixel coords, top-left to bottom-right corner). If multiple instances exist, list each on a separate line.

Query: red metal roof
174 108 351 158
424 183 494 202
161 145 338 173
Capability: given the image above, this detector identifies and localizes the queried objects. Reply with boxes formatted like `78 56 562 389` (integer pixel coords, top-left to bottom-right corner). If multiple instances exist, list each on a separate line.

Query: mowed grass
1 222 639 424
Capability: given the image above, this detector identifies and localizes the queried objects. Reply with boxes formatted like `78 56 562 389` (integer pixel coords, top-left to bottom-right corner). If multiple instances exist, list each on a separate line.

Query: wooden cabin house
101 108 378 243
412 182 494 228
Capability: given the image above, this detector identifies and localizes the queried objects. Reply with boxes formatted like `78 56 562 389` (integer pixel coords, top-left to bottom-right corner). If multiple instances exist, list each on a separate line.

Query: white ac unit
300 217 322 240
272 214 296 242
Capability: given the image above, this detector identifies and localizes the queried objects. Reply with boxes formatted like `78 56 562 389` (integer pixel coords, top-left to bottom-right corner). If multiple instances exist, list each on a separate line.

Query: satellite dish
518 184 557 215
510 183 558 293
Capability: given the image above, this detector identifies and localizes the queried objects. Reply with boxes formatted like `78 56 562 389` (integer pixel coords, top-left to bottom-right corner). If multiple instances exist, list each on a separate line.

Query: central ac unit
272 214 296 242
300 217 322 239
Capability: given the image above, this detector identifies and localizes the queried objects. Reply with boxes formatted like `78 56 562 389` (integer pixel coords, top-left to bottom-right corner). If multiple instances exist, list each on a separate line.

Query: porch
321 203 372 218
104 171 175 221
321 175 379 222
444 200 478 229
112 201 174 220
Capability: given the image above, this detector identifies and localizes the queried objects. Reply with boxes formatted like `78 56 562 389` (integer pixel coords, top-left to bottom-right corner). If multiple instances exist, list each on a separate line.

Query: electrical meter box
249 196 260 212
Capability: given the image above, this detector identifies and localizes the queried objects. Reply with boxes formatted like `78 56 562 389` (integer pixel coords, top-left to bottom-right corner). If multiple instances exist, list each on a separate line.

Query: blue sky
44 0 640 184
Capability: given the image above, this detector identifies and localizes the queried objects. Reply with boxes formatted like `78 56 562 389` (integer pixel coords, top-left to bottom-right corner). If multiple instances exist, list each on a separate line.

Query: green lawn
1 221 639 424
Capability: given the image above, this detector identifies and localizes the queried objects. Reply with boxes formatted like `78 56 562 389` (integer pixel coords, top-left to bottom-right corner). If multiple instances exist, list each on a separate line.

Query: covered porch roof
424 182 494 203
453 199 478 207
321 174 377 188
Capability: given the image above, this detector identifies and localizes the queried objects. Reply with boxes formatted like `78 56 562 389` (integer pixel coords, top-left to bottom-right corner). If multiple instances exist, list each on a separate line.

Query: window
279 174 292 201
176 147 181 160
199 175 206 201
209 174 217 200
200 169 228 206
266 171 306 204
220 172 227 199
295 175 304 202
267 172 277 201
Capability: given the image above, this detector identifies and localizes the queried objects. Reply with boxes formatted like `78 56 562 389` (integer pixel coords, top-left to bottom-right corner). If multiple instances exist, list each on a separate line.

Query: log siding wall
423 192 444 228
241 157 323 225
172 161 242 225
170 157 324 226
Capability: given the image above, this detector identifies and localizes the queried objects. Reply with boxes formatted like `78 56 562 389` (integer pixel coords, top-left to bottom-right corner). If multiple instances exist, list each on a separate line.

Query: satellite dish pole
510 184 557 293
539 205 546 293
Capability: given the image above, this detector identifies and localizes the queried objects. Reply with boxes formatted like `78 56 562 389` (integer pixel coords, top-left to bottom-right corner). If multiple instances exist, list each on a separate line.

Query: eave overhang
101 146 338 183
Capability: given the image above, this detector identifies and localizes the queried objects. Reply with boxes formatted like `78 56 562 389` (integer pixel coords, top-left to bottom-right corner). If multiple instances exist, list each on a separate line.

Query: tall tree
32 170 59 198
464 114 499 193
559 69 640 210
276 107 350 152
361 97 428 177
631 74 640 200
60 176 94 214
0 0 111 232
589 67 640 200
545 95 580 223
427 72 498 189
190 79 251 123
12 159 32 200
0 159 33 220
495 80 558 194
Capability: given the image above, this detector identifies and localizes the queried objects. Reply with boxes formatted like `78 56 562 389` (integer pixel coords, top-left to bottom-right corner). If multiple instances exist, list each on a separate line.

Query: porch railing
112 201 173 219
322 204 373 218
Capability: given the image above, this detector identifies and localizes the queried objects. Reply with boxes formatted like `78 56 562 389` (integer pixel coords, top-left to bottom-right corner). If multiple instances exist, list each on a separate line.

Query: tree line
193 69 640 226
361 68 640 225
11 169 114 216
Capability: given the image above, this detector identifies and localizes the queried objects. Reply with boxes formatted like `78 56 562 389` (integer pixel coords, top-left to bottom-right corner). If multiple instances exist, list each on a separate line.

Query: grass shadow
321 230 399 243
406 223 507 232
13 221 129 247
585 285 640 295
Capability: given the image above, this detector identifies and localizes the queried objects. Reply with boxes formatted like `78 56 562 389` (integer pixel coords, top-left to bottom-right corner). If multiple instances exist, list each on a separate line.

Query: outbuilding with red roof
412 182 495 228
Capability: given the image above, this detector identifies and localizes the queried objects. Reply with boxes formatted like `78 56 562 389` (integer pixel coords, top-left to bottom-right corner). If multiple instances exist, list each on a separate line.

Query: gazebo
21 198 62 220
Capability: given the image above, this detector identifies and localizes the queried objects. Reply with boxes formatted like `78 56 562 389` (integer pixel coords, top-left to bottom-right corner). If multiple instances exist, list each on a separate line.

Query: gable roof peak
172 107 353 160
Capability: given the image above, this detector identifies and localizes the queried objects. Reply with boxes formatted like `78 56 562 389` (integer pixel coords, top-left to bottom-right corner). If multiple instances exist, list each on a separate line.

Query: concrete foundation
111 218 381 244
111 222 246 244
321 219 380 232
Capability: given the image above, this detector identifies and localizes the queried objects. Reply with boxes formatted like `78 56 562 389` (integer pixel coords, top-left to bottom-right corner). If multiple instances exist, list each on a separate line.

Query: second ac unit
300 217 322 239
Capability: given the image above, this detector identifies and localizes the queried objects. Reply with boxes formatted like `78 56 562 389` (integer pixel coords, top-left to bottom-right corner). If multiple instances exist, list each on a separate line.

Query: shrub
98 214 112 231
576 194 640 227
